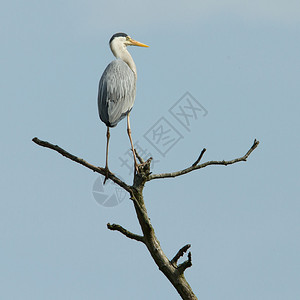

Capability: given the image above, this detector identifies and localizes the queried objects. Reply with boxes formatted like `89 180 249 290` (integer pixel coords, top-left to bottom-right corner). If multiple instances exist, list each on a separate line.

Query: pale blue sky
1 1 300 299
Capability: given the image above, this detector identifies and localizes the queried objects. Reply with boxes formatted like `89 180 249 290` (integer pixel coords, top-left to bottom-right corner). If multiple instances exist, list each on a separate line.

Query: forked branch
178 252 192 274
148 139 259 181
171 244 191 265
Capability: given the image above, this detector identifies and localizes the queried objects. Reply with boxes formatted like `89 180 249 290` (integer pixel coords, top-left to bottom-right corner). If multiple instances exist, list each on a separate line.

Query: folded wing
98 59 136 127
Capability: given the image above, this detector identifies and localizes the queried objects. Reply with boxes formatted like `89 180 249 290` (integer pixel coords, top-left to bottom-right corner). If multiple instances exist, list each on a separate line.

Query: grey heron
98 33 149 182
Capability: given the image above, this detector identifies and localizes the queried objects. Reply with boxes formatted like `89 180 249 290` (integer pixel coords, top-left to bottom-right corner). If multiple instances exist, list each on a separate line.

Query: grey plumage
98 33 148 182
98 59 136 127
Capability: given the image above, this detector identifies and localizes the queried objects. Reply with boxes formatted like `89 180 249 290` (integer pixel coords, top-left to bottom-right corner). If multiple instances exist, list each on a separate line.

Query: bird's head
109 33 149 57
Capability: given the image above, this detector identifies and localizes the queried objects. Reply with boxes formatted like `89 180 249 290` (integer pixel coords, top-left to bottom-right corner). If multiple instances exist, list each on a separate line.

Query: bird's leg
104 126 110 184
127 114 139 173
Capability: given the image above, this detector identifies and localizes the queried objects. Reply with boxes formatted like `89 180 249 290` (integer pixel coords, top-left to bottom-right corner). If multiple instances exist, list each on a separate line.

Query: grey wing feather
98 59 136 127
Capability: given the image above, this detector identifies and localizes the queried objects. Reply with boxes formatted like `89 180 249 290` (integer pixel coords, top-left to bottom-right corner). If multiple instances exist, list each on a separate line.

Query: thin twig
192 148 206 167
134 149 145 164
171 244 191 265
148 139 259 181
32 137 133 195
107 223 144 243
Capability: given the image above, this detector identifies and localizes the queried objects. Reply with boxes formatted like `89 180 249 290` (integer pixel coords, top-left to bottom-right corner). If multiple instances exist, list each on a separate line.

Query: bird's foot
103 167 111 184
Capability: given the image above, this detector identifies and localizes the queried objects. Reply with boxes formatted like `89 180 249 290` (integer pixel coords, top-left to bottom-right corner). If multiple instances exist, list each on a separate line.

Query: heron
98 33 149 182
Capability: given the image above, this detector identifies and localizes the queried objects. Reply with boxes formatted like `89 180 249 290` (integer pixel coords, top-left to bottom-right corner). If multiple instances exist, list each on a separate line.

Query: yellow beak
129 38 149 47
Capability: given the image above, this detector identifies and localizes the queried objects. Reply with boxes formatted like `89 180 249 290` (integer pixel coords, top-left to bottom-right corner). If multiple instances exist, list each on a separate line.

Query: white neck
110 40 137 78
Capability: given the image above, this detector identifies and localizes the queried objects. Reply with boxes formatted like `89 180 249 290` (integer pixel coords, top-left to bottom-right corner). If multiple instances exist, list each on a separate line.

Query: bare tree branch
148 139 259 181
33 136 259 300
107 223 144 243
171 244 191 265
32 137 133 195
130 196 152 231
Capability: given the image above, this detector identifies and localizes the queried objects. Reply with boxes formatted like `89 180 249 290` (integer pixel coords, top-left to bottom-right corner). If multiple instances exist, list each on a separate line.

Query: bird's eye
126 36 131 41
